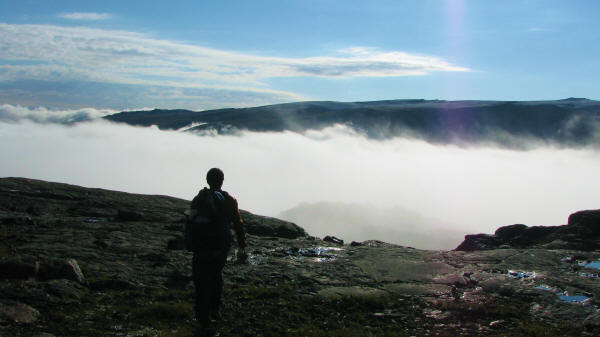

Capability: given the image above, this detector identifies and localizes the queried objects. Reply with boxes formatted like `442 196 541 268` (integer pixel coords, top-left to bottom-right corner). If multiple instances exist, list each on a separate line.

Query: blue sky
1 0 599 110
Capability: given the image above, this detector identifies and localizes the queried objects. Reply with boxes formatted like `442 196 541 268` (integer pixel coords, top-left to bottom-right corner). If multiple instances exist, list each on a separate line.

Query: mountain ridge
104 98 600 148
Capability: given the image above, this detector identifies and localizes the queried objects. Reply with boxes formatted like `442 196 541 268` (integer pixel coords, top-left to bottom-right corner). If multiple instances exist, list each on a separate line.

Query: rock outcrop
2 177 600 337
455 209 600 251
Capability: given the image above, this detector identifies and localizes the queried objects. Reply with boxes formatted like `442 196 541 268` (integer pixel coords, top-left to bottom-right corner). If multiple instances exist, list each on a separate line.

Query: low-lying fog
2 109 599 250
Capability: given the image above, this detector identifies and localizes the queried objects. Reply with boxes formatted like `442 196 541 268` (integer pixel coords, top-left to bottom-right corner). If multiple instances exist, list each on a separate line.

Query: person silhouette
188 168 246 329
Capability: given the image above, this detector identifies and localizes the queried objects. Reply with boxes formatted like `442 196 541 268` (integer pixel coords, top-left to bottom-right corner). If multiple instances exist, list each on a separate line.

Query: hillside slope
104 98 600 147
1 178 600 336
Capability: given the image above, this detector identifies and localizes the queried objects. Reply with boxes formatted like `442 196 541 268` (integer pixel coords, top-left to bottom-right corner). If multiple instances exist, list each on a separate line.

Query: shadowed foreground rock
455 210 600 251
1 177 599 336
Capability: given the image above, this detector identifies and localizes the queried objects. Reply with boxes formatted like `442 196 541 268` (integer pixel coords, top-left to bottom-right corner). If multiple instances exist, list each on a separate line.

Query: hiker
186 168 246 328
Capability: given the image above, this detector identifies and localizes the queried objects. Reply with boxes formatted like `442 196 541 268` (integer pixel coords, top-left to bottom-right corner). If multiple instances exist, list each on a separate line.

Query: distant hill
104 98 600 147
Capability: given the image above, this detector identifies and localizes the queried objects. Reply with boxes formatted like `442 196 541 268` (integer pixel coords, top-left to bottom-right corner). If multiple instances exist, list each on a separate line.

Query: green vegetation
26 281 583 336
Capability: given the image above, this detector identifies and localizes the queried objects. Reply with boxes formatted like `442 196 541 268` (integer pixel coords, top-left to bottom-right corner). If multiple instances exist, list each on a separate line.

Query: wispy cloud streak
0 24 469 86
59 12 112 20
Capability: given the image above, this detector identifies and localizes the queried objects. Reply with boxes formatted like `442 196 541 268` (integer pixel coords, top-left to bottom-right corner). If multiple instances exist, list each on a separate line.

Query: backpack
184 188 232 253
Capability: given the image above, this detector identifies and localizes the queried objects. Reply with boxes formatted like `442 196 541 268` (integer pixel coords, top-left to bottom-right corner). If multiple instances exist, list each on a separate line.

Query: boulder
568 209 600 235
0 301 40 324
456 209 600 251
455 234 500 251
323 235 344 245
242 212 307 239
511 226 555 247
38 258 86 284
494 224 527 240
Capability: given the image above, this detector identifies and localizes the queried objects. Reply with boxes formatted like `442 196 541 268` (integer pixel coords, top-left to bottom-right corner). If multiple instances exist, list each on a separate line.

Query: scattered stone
317 286 387 299
44 279 87 303
38 258 86 284
424 309 451 320
350 241 364 246
489 320 504 328
0 301 40 324
323 235 344 245
479 278 502 293
434 273 469 287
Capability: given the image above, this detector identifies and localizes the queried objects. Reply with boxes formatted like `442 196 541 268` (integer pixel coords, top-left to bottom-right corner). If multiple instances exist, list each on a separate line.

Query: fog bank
1 119 599 248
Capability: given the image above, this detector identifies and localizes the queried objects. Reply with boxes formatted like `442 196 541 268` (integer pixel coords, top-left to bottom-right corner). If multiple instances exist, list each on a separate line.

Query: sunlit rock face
1 177 600 336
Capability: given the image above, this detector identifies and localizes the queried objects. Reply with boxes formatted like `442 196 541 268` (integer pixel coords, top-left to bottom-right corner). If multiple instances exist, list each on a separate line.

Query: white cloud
0 23 469 89
1 116 599 249
59 12 112 20
0 104 117 123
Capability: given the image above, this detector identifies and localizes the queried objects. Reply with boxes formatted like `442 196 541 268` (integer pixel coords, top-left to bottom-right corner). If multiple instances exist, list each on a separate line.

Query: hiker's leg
192 255 211 325
208 255 227 319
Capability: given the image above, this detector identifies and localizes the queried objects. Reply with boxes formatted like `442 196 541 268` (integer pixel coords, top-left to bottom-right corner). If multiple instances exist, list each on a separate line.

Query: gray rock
44 279 87 303
0 301 40 324
242 212 307 239
455 234 500 251
569 209 600 234
456 209 600 251
434 273 469 287
494 224 527 239
317 286 387 299
38 258 86 284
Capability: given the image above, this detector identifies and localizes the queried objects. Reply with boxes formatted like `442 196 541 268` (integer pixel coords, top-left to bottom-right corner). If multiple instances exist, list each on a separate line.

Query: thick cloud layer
1 117 599 249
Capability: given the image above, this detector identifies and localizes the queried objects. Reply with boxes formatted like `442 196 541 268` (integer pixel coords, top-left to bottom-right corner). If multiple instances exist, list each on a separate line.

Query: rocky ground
1 177 600 336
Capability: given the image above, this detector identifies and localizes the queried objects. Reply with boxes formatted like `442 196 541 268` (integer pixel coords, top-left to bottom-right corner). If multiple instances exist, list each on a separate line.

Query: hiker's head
206 168 224 189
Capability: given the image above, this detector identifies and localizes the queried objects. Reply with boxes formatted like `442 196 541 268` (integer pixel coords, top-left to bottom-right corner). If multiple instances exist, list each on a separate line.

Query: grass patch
495 322 583 337
26 282 585 337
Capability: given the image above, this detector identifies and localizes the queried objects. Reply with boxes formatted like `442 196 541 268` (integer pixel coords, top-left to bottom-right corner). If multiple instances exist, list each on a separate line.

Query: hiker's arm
226 196 246 248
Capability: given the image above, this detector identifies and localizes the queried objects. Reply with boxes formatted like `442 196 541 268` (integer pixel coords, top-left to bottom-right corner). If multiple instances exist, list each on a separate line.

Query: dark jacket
189 188 246 254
